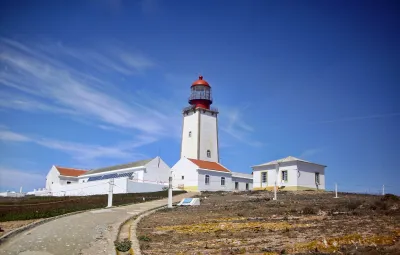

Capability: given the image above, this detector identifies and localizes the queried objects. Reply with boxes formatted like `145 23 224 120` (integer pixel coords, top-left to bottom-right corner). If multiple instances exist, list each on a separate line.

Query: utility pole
334 183 339 198
273 163 279 200
382 184 385 196
168 172 173 208
107 178 114 208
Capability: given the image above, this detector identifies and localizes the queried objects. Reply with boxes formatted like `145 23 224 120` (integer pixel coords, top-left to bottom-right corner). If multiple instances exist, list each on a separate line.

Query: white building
46 166 88 192
174 76 253 192
251 156 326 191
172 157 252 192
44 157 171 196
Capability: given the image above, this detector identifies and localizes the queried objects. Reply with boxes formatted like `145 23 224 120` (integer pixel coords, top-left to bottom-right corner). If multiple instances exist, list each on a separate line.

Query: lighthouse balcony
182 105 219 114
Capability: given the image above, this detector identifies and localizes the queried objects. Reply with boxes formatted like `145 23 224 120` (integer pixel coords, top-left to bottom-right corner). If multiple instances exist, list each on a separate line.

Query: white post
19 186 23 194
382 184 385 196
334 183 338 198
273 163 279 200
168 173 173 208
107 179 114 208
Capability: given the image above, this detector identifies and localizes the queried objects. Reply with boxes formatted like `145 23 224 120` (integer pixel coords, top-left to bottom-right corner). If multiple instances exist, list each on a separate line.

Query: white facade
172 157 253 192
252 156 326 191
181 108 219 162
45 166 84 191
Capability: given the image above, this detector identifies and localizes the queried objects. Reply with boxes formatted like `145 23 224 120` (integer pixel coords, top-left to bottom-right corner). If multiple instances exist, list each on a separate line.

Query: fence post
334 183 339 198
168 175 173 208
107 178 114 208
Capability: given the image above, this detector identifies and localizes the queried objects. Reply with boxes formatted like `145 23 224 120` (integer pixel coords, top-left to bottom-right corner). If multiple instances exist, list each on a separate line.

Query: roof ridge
55 166 88 171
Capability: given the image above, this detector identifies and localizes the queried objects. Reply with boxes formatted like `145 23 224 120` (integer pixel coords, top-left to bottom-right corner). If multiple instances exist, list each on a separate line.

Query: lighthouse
180 76 219 162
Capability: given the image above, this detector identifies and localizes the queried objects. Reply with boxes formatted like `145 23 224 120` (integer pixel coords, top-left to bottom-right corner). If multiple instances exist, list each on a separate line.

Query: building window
315 172 320 184
261 172 267 183
235 182 239 190
207 150 211 158
205 175 210 185
246 183 249 190
282 170 288 182
188 131 192 137
221 177 225 186
67 181 71 184
182 176 184 180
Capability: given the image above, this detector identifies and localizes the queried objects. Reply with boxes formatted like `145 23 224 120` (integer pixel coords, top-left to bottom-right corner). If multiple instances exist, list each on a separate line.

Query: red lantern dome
188 75 213 109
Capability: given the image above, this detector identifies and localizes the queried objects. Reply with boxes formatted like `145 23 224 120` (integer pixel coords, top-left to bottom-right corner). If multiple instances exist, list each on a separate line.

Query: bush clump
302 206 316 215
114 238 132 252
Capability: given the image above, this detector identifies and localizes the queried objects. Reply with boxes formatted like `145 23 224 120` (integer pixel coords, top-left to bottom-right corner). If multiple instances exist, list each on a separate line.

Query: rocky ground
0 219 41 237
137 191 400 255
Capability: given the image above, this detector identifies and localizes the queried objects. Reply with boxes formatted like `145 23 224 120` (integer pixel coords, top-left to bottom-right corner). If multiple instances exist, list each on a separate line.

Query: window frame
246 183 249 190
281 170 288 182
235 181 239 190
315 172 320 184
207 150 211 158
188 131 192 137
261 172 267 183
221 177 225 186
205 174 210 185
181 175 184 180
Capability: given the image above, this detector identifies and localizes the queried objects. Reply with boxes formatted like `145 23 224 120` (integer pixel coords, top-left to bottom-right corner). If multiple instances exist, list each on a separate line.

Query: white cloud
0 127 155 164
219 105 264 147
0 37 180 139
0 128 31 142
0 167 45 192
299 148 322 158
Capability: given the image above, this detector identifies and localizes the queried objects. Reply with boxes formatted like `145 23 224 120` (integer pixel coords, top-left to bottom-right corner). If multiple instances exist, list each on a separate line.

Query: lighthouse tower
180 76 219 162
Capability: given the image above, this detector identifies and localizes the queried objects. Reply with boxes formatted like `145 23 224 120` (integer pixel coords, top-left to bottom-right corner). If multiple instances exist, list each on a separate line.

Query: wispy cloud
299 148 322 158
0 167 45 191
314 113 400 124
0 37 180 139
0 127 155 164
219 104 263 147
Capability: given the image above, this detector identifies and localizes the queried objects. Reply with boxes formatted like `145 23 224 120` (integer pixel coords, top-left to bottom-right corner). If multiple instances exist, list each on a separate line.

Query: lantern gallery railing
182 105 219 113
188 93 213 102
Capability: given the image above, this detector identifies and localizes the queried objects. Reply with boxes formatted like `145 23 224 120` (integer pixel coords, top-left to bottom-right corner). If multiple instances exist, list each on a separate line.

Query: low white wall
0 192 25 197
51 178 128 196
127 180 167 193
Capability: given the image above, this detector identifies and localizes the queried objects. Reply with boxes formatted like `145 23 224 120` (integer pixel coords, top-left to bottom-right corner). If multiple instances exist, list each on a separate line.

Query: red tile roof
188 158 231 173
56 166 88 177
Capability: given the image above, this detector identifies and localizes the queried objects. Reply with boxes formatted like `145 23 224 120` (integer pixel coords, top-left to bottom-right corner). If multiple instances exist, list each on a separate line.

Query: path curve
0 193 194 255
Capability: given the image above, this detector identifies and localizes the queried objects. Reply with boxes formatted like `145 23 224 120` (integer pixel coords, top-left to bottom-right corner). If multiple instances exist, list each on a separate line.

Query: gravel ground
137 191 400 255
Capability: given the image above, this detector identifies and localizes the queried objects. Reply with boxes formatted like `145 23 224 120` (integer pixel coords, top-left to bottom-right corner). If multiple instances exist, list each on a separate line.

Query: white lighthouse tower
180 76 219 162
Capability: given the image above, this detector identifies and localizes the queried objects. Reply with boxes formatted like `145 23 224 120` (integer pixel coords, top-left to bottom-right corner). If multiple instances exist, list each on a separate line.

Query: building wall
171 158 199 191
51 178 129 196
198 110 219 162
181 110 199 159
197 169 232 191
127 180 167 193
45 166 61 191
143 157 170 184
232 177 253 191
297 161 326 190
252 162 298 190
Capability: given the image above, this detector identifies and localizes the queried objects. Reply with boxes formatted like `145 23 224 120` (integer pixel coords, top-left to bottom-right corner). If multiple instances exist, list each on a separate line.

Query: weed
302 206 316 215
114 238 132 252
138 235 151 241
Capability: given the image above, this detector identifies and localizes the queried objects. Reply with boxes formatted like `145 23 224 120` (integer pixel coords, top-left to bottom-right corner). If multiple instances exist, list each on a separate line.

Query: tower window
182 176 184 180
205 175 210 185
188 131 192 137
207 150 211 158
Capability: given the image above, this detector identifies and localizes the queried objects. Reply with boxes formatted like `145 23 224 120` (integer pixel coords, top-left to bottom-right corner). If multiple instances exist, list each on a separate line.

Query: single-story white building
42 157 171 196
172 157 253 192
252 156 326 191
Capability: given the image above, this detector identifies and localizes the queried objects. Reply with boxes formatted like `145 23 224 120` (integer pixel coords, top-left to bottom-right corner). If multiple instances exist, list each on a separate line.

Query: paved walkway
0 192 196 255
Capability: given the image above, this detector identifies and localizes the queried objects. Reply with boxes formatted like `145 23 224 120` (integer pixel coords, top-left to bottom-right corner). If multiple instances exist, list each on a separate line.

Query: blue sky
0 0 399 194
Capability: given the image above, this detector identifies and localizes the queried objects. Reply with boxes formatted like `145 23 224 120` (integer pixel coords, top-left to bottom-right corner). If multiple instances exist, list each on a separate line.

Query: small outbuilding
172 157 252 192
251 156 326 191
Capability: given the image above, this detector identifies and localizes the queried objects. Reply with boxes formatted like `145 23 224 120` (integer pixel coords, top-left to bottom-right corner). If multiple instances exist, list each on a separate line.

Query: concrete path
0 192 196 255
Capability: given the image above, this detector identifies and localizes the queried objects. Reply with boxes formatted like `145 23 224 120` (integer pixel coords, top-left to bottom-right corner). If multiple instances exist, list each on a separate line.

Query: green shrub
138 235 151 241
114 238 132 252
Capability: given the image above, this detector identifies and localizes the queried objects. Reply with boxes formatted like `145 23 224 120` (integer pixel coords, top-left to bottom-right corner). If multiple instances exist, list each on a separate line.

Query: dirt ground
0 219 41 237
137 191 400 255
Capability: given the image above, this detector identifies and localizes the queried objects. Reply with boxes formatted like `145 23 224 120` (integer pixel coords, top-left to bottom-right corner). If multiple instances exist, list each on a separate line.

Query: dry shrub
302 206 316 215
346 200 362 211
